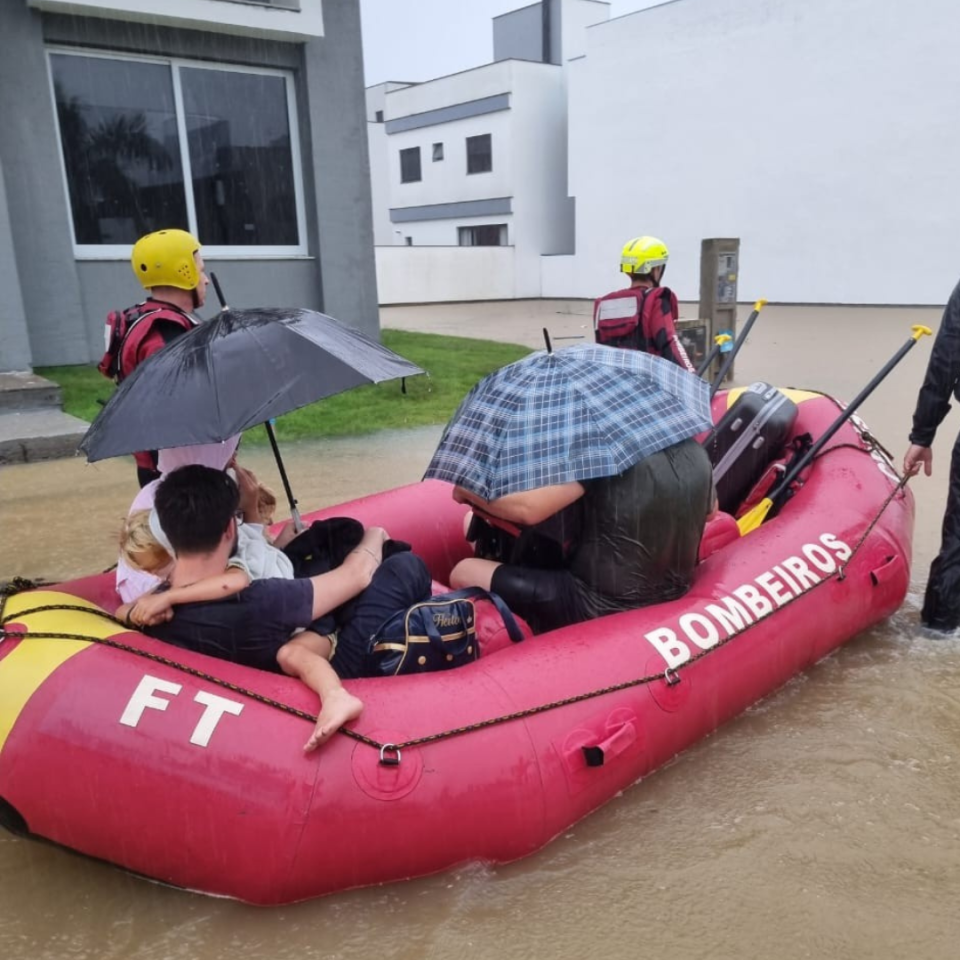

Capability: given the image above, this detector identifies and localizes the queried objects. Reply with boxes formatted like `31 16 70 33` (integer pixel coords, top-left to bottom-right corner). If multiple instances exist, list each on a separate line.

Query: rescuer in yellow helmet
97 228 208 486
593 235 693 371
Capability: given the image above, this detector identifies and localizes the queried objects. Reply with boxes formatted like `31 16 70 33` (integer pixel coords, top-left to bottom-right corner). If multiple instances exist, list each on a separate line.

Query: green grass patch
37 329 531 443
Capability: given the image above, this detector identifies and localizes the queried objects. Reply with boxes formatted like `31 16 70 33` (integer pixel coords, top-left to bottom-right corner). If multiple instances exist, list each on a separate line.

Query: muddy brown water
1 303 959 959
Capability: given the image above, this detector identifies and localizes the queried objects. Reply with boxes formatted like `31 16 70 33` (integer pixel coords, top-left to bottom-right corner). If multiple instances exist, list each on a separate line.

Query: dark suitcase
702 382 798 514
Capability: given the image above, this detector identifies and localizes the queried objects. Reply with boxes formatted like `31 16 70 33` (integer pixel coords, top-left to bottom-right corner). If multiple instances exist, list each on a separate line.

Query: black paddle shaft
697 340 724 377
710 303 764 399
766 333 925 508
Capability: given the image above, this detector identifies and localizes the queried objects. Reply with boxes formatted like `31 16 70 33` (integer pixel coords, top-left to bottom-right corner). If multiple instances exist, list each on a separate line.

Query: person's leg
922 429 960 630
335 552 432 678
137 465 162 488
275 631 363 751
488 562 583 634
450 557 500 591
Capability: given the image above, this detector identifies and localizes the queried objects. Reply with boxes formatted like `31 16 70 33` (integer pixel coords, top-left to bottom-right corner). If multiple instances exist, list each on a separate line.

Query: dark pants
137 465 162 488
333 552 432 679
491 564 585 635
922 429 960 630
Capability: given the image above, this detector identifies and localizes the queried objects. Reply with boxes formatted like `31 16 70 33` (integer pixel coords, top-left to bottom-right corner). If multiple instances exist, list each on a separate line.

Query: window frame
399 146 422 184
465 133 493 175
432 142 444 162
46 46 309 259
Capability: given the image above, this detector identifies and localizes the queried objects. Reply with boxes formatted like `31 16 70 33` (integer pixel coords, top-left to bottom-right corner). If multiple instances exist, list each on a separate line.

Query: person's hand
365 525 389 546
272 519 298 549
129 592 174 627
904 444 933 478
234 464 261 520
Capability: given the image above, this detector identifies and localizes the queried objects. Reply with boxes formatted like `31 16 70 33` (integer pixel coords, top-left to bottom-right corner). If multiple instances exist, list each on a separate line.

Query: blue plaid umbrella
424 344 713 501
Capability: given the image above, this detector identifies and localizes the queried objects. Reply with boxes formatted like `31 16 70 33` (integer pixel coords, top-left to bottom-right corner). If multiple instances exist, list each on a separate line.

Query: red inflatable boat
0 389 913 904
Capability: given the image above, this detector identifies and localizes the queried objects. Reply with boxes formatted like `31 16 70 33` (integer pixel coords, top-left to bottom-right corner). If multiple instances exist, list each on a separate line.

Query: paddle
697 332 734 377
710 299 768 399
737 324 933 535
209 272 305 533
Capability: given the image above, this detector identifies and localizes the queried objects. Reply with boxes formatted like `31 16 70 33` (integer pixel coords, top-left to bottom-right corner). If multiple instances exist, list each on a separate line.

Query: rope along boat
0 388 913 904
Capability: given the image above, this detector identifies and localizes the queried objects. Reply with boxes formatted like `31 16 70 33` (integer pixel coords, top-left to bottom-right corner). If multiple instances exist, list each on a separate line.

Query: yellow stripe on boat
0 591 116 753
724 387 822 409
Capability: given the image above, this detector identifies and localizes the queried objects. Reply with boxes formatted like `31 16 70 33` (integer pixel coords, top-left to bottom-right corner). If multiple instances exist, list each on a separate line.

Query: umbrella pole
265 420 305 533
210 272 304 533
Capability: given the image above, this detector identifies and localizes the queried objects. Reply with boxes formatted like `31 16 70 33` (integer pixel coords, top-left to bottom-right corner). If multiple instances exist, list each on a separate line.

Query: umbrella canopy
424 344 713 501
79 308 423 461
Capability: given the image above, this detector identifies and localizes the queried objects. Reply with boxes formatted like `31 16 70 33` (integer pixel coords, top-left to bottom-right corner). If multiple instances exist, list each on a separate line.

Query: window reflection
51 54 187 245
181 67 298 247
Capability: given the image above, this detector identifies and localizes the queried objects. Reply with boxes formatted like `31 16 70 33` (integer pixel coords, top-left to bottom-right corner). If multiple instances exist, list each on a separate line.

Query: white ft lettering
119 675 244 748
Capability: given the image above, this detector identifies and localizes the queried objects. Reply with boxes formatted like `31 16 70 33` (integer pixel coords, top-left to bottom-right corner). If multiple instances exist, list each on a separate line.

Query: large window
458 224 507 246
49 50 306 256
400 147 422 183
466 134 492 174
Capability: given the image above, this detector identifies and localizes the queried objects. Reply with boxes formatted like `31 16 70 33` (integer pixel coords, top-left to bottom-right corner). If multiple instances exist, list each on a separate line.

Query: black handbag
369 587 524 676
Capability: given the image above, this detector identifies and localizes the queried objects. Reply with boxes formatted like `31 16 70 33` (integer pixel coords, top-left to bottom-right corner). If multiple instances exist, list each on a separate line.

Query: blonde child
120 467 297 628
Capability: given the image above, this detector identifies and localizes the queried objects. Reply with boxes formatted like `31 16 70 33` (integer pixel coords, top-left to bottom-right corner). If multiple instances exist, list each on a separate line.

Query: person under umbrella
424 344 716 633
80 304 424 531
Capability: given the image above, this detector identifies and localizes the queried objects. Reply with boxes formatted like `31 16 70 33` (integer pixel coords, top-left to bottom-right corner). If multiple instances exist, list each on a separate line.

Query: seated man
117 464 431 751
449 438 714 634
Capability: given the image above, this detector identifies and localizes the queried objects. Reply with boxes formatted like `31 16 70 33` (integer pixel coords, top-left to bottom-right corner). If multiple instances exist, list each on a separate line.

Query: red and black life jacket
97 299 196 384
593 285 694 371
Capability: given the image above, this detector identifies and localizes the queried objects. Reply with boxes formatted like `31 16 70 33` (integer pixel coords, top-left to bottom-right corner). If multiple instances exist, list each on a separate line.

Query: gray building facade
0 0 378 371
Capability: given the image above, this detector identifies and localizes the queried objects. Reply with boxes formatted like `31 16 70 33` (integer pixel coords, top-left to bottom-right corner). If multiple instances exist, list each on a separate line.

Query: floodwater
2 301 960 959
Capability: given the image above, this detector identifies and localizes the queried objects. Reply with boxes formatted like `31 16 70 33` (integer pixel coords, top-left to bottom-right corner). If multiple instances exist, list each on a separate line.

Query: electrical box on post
699 238 740 383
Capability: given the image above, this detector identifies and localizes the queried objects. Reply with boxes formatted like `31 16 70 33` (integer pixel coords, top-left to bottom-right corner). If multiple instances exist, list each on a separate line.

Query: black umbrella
80 289 424 529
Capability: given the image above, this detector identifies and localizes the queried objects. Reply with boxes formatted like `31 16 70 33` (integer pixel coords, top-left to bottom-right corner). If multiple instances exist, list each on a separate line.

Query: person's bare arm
453 482 584 527
306 526 388 622
125 568 251 627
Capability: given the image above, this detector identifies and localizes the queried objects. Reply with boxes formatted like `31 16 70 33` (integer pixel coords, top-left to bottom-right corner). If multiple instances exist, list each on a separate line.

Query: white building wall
366 82 413 246
390 217 514 247
386 60 514 117
388 110 514 215
509 61 573 297
549 0 960 305
558 0 610 63
376 246 516 303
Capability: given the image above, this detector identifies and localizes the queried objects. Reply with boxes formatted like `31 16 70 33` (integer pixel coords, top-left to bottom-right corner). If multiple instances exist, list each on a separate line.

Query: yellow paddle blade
737 497 773 535
715 333 733 346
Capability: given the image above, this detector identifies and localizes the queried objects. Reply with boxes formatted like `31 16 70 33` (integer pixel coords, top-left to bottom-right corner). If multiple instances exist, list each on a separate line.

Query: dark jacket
910 280 960 447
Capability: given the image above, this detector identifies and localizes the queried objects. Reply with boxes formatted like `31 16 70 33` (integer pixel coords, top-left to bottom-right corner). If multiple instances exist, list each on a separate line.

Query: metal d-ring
663 667 681 687
379 744 402 766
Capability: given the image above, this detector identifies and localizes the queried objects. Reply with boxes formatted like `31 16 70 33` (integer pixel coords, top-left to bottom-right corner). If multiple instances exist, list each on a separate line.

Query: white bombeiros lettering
119 674 244 748
644 532 853 670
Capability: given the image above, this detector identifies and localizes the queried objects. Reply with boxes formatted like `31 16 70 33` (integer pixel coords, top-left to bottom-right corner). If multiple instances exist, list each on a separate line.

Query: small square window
400 147 421 183
375 109 384 122
432 142 444 162
405 236 413 246
466 134 492 174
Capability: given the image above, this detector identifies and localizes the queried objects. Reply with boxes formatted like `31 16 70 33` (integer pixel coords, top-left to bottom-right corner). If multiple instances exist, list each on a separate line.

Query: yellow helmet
620 236 669 276
131 229 202 290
